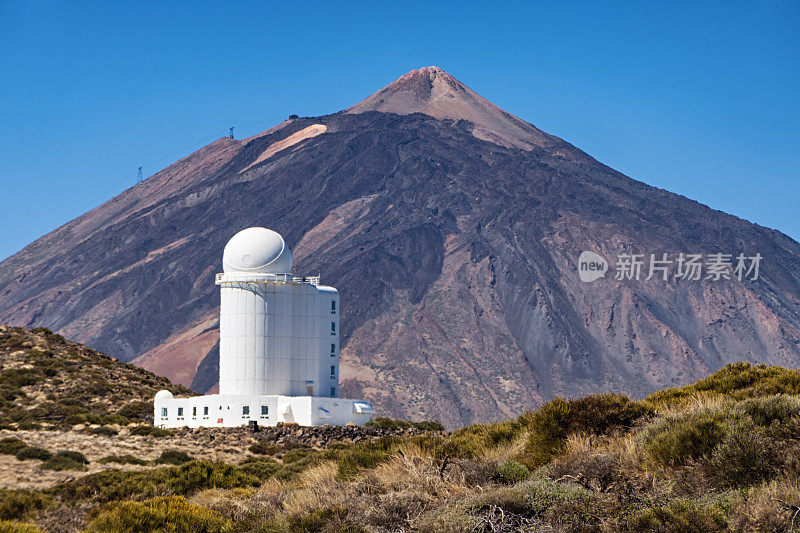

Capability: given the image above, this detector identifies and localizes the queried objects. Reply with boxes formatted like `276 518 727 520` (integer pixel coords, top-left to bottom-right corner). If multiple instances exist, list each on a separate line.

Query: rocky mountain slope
1 67 800 428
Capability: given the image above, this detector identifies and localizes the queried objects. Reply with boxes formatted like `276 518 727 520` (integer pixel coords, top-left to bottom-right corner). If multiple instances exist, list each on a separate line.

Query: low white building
154 227 374 428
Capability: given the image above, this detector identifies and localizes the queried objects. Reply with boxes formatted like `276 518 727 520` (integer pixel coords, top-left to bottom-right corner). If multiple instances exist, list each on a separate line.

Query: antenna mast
229 127 234 139
137 166 143 182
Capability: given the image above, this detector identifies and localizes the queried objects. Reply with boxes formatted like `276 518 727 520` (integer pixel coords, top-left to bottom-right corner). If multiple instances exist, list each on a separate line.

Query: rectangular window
330 365 336 377
203 406 209 417
242 405 250 417
192 406 197 417
177 407 184 418
306 384 314 396
331 387 336 397
331 322 336 334
331 300 336 312
161 407 167 418
261 405 269 417
331 343 336 357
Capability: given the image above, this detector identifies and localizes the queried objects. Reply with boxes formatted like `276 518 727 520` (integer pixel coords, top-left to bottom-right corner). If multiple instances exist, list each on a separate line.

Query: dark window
161 407 167 417
331 343 336 356
331 387 336 397
330 365 336 377
261 405 269 416
203 406 209 416
331 322 336 334
242 406 250 416
192 406 197 417
331 300 336 312
177 407 184 417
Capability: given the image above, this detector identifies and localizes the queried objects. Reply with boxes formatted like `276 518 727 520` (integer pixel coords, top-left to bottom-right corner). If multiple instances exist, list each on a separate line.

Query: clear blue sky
1 1 798 261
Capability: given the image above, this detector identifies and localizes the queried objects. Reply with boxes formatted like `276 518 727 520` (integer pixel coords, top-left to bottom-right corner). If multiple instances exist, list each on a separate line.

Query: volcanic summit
1 67 799 428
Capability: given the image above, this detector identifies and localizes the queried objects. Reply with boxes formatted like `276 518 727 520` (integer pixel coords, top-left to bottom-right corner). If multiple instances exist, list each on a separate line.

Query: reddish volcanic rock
1 67 800 428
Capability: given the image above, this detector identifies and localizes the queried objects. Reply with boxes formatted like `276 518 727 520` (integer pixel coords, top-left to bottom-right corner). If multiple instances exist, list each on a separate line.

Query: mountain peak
345 67 557 150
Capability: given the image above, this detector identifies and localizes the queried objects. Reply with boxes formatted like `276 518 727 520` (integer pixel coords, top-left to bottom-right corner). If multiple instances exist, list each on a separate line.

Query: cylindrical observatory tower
216 227 340 398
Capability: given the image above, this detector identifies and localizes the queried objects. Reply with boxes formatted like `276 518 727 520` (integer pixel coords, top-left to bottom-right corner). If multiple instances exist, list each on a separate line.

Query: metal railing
216 273 320 285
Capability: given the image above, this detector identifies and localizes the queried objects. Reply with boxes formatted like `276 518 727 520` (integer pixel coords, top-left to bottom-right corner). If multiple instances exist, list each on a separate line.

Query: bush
85 426 118 437
496 461 529 485
0 490 51 521
365 417 445 432
640 411 726 467
446 419 526 459
41 451 88 471
115 401 151 421
62 414 88 426
237 457 281 480
329 437 398 480
733 395 800 428
0 520 44 533
646 362 800 408
98 454 148 466
14 447 51 462
155 450 193 465
707 417 775 487
524 394 651 466
129 425 172 438
0 369 43 388
54 461 260 503
627 499 727 532
248 441 278 455
0 439 27 456
85 496 231 533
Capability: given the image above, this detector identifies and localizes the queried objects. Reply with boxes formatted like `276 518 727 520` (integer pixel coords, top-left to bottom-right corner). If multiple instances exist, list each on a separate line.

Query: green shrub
85 496 231 533
98 454 148 466
0 520 44 533
62 414 88 426
732 394 800 428
248 441 278 455
365 417 445 432
707 417 775 487
0 490 51 521
115 401 151 421
237 457 281 480
0 439 27 456
155 450 193 465
627 499 727 532
98 414 129 426
0 336 26 349
646 363 800 408
640 411 726 467
129 425 172 438
0 369 43 388
328 437 398 480
524 393 651 466
54 461 260 503
496 460 530 485
14 447 51 462
41 451 88 471
462 477 602 530
85 426 118 437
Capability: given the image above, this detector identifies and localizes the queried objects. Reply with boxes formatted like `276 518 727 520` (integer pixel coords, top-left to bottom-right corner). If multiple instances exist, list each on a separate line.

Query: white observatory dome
222 227 293 274
154 390 173 402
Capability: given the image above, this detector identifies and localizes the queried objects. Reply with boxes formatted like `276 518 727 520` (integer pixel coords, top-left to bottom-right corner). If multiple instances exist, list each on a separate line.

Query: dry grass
4 360 800 531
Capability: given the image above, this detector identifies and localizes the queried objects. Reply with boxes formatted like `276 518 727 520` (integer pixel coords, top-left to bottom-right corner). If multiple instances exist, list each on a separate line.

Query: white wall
153 394 373 428
217 274 340 398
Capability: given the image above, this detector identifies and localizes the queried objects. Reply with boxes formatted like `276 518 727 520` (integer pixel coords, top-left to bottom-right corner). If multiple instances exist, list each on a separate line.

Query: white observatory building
154 227 374 428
